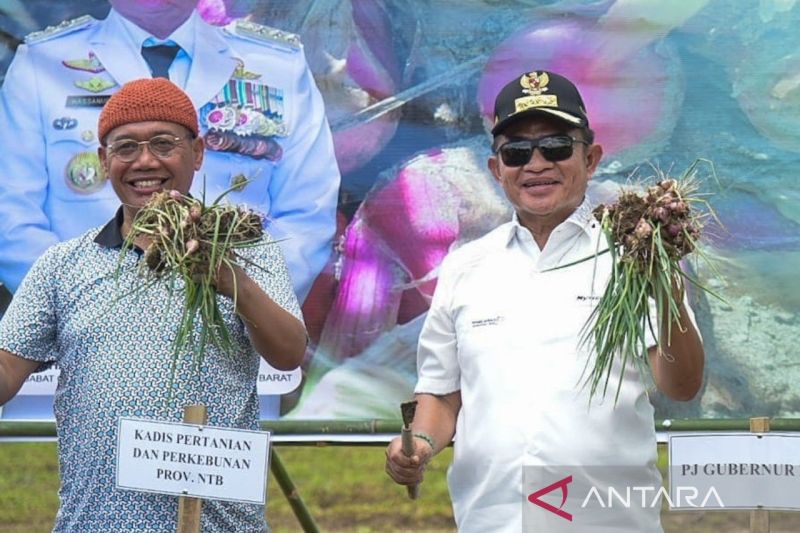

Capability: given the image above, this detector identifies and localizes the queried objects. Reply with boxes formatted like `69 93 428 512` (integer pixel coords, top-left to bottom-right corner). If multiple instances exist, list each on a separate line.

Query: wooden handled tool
400 400 419 500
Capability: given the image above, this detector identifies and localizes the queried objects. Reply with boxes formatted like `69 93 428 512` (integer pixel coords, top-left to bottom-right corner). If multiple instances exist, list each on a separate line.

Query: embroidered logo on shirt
471 316 504 328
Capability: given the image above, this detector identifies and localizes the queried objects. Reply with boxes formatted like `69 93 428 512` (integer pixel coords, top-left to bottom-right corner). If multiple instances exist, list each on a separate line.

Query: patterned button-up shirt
0 209 301 532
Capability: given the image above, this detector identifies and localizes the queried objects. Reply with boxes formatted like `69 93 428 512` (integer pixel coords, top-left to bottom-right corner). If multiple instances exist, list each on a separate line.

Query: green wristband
413 431 436 452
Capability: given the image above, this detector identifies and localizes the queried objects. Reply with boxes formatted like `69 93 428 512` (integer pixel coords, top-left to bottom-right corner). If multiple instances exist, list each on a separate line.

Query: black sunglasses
495 135 589 166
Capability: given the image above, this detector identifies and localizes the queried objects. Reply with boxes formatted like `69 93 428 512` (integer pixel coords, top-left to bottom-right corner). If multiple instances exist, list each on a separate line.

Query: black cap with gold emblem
491 70 589 136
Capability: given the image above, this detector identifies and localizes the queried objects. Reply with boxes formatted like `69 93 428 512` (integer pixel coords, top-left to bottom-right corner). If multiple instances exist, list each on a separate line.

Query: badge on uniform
232 60 261 81
66 95 112 108
65 152 106 193
74 76 116 93
63 52 105 73
199 77 287 161
53 117 78 130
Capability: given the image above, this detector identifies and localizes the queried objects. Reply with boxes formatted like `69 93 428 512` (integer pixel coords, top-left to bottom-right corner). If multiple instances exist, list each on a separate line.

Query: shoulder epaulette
24 15 95 45
230 20 301 51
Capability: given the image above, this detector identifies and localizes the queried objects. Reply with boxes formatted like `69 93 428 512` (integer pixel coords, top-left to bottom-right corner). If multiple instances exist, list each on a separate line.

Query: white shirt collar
504 195 597 248
110 8 198 59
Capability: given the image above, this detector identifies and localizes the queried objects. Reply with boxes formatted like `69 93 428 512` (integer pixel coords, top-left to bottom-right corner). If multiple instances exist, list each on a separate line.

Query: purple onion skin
351 0 401 84
338 1 402 173
346 42 396 99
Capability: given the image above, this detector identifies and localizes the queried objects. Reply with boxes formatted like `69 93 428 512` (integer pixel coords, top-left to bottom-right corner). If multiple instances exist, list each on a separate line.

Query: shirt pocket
539 292 599 348
46 124 114 201
454 306 531 387
456 309 511 352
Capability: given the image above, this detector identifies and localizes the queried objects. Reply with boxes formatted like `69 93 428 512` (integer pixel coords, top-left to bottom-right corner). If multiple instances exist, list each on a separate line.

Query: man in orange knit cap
0 78 307 532
0 0 339 423
0 0 339 304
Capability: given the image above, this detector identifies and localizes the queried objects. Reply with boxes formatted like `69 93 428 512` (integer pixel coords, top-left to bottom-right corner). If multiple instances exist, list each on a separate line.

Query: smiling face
99 120 204 229
488 115 602 244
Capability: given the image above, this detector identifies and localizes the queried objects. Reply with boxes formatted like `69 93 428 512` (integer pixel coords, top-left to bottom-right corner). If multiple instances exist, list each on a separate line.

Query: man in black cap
385 70 704 532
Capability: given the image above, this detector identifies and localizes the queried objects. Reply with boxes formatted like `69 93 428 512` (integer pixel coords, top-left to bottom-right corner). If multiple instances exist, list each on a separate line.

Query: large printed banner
1 0 799 422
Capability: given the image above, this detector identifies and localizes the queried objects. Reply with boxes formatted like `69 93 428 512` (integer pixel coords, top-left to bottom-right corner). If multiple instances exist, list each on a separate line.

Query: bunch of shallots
598 179 700 271
119 189 266 380
584 162 718 402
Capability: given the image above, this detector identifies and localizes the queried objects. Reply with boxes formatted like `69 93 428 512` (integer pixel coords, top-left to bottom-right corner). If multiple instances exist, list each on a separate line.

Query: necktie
141 43 180 79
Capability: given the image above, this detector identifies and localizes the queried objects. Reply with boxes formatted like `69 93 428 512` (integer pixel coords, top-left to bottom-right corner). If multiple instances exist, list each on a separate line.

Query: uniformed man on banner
0 0 340 304
0 0 338 418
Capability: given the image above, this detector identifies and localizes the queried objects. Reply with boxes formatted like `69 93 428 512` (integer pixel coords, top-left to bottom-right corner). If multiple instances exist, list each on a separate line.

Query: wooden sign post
177 404 208 533
116 406 269 531
749 417 770 533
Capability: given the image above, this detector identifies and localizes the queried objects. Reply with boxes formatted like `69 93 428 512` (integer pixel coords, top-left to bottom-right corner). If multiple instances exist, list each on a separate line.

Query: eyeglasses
495 135 589 166
107 135 186 162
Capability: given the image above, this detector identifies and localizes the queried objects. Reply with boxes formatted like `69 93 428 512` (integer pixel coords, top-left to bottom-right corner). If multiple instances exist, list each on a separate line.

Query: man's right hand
384 435 434 486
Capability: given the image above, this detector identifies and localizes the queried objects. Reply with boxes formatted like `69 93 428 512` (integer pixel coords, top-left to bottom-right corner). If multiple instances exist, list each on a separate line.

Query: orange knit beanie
98 78 198 142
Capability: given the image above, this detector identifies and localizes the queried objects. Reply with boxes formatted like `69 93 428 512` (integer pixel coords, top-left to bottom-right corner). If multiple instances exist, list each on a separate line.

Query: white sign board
257 360 300 395
669 432 800 510
18 367 59 395
22 364 302 395
116 418 271 504
15 362 300 396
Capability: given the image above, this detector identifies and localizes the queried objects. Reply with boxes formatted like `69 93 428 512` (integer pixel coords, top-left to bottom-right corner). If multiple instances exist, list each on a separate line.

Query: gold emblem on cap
516 71 557 112
520 71 550 95
515 94 558 113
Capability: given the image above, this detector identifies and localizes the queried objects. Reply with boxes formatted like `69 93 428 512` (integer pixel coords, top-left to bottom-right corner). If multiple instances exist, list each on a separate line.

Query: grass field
2 442 800 532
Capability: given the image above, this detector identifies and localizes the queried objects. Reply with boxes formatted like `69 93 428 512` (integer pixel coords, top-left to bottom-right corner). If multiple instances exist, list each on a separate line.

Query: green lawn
266 445 456 532
0 442 59 533
0 442 456 533
2 443 800 532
